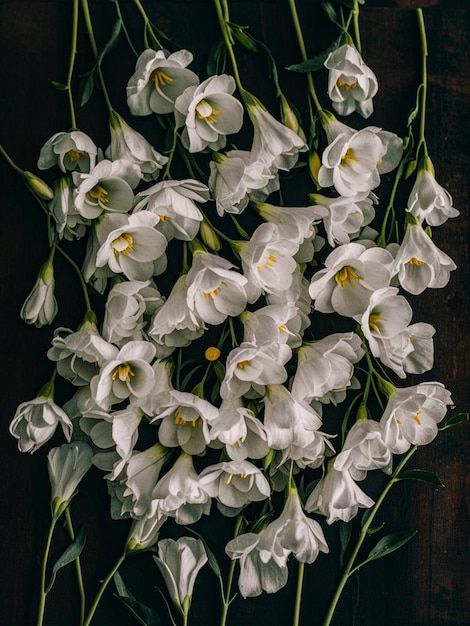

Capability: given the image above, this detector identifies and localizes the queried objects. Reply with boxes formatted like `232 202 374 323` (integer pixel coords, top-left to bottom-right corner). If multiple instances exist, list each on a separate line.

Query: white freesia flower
134 178 209 241
221 340 291 400
380 382 453 454
151 390 219 455
154 537 208 617
392 224 456 295
325 44 378 118
95 212 168 281
401 322 435 375
73 158 141 220
185 251 248 325
10 386 72 453
148 275 205 357
266 270 313 343
241 303 302 349
208 150 278 216
199 460 270 516
175 74 244 152
334 419 392 480
98 405 143 478
292 333 364 405
38 130 97 173
50 175 89 240
252 200 327 248
239 223 300 303
407 159 459 226
90 340 156 410
209 397 269 461
127 49 199 115
139 359 174 418
150 453 211 524
102 280 164 345
309 242 394 317
20 257 58 327
305 466 374 524
107 111 168 181
126 512 167 552
47 441 93 515
310 192 375 247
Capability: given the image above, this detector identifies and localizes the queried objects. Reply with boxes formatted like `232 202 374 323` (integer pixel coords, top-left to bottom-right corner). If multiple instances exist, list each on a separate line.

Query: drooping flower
407 158 459 226
310 192 375 247
47 441 94 516
334 419 392 480
174 74 244 152
38 130 97 173
324 44 378 118
127 49 199 115
20 257 58 328
50 175 89 240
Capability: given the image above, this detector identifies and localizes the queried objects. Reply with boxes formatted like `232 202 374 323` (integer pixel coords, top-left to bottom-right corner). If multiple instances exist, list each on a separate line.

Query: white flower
208 150 278 216
134 178 208 241
148 275 205 357
153 537 207 616
102 405 143 479
175 74 244 152
292 333 364 405
380 382 453 454
127 49 199 115
392 224 456 295
407 159 459 226
20 257 58 327
126 512 167 552
185 251 248 325
107 111 168 181
139 359 174 418
310 192 375 247
38 130 97 173
47 441 93 515
325 44 378 118
50 176 89 240
309 242 394 317
199 460 270 516
305 466 374 524
241 304 303 349
401 322 435 376
150 453 211 524
10 387 72 453
73 158 141 220
95 212 168 281
334 419 392 480
221 341 291 400
151 390 219 455
239 223 300 303
90 340 156 410
266 270 313 343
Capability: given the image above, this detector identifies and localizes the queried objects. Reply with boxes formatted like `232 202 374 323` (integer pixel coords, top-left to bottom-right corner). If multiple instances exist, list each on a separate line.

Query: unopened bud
199 221 221 251
308 151 322 187
377 378 396 399
23 171 54 200
356 402 370 422
280 94 300 134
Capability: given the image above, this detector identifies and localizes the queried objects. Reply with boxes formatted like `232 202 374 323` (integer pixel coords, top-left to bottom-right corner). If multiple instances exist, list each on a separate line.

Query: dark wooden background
0 1 469 625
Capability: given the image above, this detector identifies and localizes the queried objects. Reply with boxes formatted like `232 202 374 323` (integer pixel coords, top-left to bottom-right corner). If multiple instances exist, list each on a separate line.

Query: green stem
0 143 24 176
80 0 114 113
37 515 60 626
416 9 428 156
64 508 86 626
287 0 324 114
321 446 418 626
83 552 126 626
220 515 244 626
213 0 246 97
352 0 362 54
52 242 92 312
293 561 305 626
377 163 402 247
163 123 178 180
66 0 79 129
200 210 240 246
114 0 139 57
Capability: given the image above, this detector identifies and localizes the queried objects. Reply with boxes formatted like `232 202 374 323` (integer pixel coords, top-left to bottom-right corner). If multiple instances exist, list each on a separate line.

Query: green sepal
404 159 417 179
228 22 259 52
45 526 86 593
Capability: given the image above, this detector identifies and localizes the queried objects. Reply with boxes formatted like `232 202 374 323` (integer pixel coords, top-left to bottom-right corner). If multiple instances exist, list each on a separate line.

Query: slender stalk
321 446 418 626
183 613 189 626
287 0 324 114
163 123 178 180
37 515 59 626
66 0 80 129
220 515 243 626
64 508 86 625
352 0 362 54
377 163 402 247
52 242 92 312
293 561 305 626
83 552 126 626
0 143 24 176
213 0 246 97
416 9 428 156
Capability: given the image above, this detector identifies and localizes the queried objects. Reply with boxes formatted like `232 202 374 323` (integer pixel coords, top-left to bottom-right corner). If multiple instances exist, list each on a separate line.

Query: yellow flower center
112 233 134 256
237 359 251 370
202 281 228 302
337 78 358 91
152 68 174 87
174 407 200 427
112 363 135 382
341 148 360 166
67 149 86 162
407 257 425 266
159 215 172 221
205 346 221 361
88 184 109 203
257 253 278 271
195 99 222 124
334 265 364 289
369 313 387 334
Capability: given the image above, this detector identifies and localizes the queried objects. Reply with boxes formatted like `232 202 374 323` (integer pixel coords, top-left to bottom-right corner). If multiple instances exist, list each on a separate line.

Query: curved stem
83 552 126 626
287 0 324 114
0 143 24 176
293 561 305 626
66 0 79 129
416 9 428 156
321 446 418 626
37 515 59 626
64 508 86 625
352 0 362 54
163 123 178 180
377 162 402 247
220 514 244 626
213 0 246 97
52 242 92 312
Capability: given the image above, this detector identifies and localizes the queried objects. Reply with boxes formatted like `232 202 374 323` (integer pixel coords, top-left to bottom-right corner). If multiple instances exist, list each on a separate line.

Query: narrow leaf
366 522 386 535
46 526 86 593
397 470 445 488
184 527 223 583
365 530 417 564
339 521 351 567
407 84 423 127
321 0 338 23
286 36 342 73
96 19 122 68
51 81 68 90
439 412 468 431
114 572 162 626
79 73 95 107
207 38 226 76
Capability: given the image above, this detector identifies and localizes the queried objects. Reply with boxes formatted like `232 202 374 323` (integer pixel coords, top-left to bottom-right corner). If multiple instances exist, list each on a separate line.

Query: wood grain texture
0 2 468 625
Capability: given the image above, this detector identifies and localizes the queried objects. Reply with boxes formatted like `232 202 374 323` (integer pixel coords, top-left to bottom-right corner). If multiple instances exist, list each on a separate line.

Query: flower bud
308 151 322 186
23 171 54 200
279 94 300 134
356 402 370 422
199 220 221 251
20 257 58 327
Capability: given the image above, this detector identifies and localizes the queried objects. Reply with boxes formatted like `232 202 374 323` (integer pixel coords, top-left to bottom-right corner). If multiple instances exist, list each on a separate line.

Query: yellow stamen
195 99 222 124
225 473 234 484
337 78 357 90
111 363 135 382
341 148 359 166
237 359 251 370
159 215 172 221
334 265 364 289
369 313 387 334
413 414 422 425
67 149 86 162
112 233 134 256
152 68 174 87
240 473 247 479
407 257 425 266
88 184 109 204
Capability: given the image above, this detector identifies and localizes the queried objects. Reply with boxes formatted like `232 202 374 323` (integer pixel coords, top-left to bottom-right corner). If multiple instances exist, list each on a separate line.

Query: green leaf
51 81 68 90
213 360 226 381
286 36 342 73
79 72 95 107
184 527 223 584
228 22 259 52
45 526 86 593
407 84 423 128
339 521 351 567
207 38 227 76
180 364 202 390
321 0 338 24
365 530 417 565
397 469 445 488
114 572 162 626
404 159 417 179
439 412 469 431
95 19 122 69
366 522 386 535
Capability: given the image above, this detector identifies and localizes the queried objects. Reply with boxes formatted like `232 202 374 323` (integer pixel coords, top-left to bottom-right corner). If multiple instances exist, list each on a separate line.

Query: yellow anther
397 419 402 424
225 473 234 484
407 257 425 266
195 99 222 124
337 78 357 90
112 233 134 256
67 149 86 162
205 346 221 362
341 148 360 166
413 414 422 425
240 473 247 479
159 215 172 221
152 68 174 87
111 363 135 382
268 254 278 263
334 265 364 289
369 313 387 334
237 359 251 370
88 184 109 203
